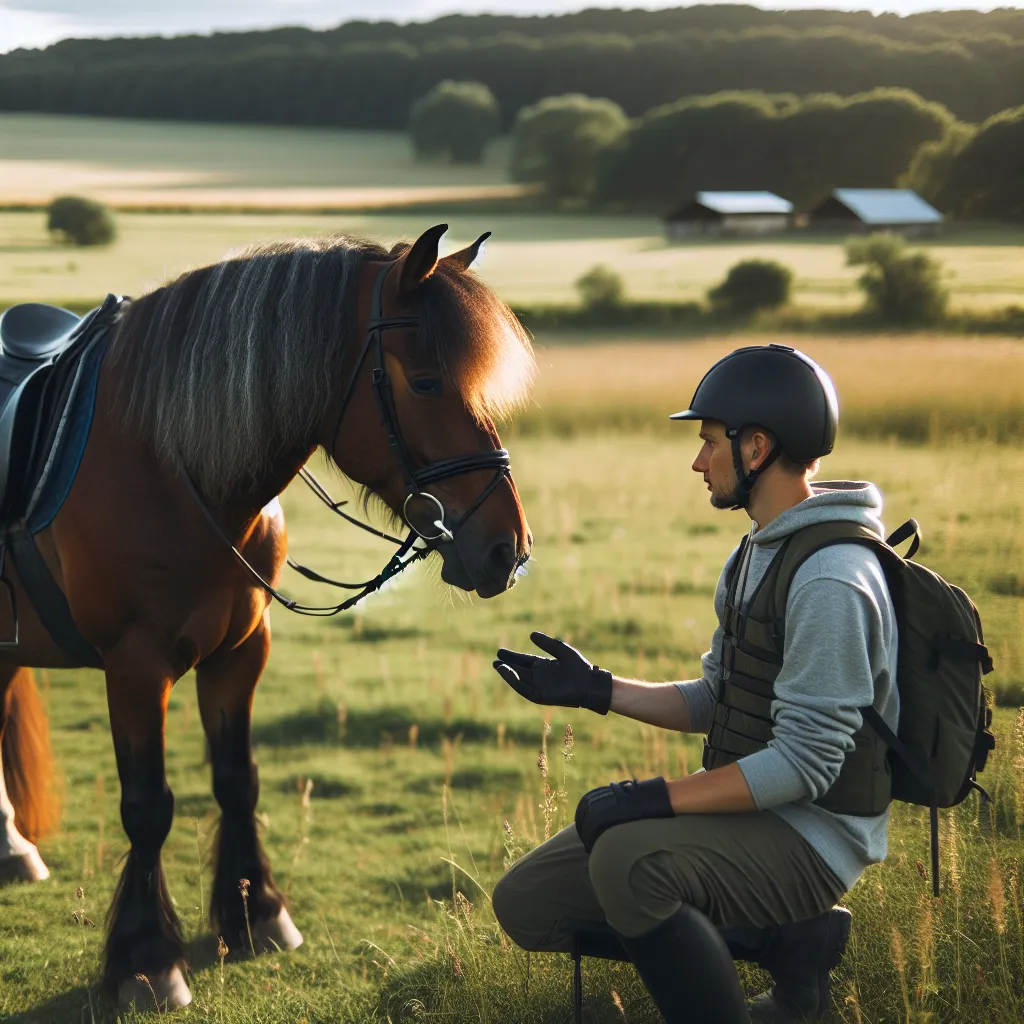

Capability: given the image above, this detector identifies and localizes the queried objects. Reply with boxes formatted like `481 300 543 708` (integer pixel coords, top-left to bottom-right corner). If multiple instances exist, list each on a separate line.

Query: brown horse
0 225 534 1011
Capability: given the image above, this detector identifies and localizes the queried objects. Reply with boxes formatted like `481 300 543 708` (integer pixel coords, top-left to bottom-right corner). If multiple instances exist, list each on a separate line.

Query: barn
808 189 943 236
663 191 793 239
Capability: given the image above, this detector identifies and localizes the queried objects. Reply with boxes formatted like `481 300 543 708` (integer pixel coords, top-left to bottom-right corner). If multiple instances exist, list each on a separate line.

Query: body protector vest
701 518 996 895
702 521 893 817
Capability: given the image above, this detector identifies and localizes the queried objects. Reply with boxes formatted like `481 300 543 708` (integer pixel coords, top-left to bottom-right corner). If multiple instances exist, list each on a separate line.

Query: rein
183 260 512 616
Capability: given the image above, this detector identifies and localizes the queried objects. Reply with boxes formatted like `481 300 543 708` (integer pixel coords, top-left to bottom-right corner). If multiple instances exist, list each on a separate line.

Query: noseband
184 260 515 616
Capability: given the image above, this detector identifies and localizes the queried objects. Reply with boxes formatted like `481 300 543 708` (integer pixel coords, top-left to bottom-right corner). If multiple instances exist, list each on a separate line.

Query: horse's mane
108 234 535 502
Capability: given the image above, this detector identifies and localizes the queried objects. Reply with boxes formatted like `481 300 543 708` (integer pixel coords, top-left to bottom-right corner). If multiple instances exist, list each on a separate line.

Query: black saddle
0 296 120 524
0 295 123 667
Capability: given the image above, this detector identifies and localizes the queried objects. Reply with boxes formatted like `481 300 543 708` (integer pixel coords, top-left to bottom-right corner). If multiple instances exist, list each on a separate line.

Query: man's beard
709 476 743 510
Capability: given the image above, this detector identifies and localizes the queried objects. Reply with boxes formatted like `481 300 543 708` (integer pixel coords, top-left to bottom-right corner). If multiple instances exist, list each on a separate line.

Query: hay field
3 208 1024 311
0 334 1022 1022
0 114 520 210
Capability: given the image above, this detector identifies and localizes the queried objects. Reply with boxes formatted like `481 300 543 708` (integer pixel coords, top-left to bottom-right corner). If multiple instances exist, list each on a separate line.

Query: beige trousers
493 812 846 944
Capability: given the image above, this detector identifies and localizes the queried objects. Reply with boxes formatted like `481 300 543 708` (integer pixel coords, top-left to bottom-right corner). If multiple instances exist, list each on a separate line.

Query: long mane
108 234 535 502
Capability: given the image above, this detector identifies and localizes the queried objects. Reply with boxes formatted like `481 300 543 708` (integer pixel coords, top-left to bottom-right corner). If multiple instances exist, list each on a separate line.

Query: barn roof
830 189 942 225
664 191 793 219
693 191 793 215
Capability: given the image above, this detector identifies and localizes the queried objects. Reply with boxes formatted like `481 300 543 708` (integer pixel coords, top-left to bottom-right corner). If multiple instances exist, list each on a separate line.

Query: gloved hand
575 777 675 853
493 631 613 715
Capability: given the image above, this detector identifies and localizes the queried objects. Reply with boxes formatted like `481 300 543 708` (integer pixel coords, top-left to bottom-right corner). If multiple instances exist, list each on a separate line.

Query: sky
0 0 1008 54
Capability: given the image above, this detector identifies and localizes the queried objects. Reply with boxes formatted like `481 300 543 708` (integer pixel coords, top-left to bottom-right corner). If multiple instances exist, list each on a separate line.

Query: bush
707 259 793 315
576 265 625 312
47 195 116 246
846 233 948 324
407 80 500 164
511 95 629 202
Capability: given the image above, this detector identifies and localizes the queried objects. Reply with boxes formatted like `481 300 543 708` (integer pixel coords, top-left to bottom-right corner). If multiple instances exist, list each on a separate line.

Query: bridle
183 260 514 616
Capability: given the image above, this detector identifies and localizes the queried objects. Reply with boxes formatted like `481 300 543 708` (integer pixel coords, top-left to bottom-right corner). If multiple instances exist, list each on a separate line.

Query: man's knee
492 868 547 951
588 822 701 936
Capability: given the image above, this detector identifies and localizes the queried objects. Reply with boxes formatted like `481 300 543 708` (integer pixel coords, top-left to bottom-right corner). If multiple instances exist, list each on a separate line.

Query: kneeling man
492 345 899 1024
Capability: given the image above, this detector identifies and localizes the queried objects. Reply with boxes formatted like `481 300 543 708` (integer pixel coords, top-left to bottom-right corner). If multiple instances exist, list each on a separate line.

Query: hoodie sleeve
736 547 893 809
673 544 740 735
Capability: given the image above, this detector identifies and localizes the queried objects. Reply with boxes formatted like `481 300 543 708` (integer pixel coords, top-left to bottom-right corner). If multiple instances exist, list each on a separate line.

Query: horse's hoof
117 966 192 1012
0 848 50 885
251 906 303 954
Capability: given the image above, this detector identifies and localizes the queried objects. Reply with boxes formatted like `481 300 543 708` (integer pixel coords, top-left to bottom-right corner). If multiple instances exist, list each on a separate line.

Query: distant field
3 209 1024 312
0 113 521 210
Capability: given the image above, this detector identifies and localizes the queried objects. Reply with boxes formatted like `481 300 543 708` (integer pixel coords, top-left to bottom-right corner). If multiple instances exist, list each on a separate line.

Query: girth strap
6 525 103 668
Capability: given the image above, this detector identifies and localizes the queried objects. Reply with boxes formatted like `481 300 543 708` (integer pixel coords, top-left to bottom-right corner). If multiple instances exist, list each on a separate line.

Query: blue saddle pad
26 339 106 533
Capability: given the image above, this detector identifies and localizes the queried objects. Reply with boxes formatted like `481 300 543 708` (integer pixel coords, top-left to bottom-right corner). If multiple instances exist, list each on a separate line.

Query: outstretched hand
493 631 613 715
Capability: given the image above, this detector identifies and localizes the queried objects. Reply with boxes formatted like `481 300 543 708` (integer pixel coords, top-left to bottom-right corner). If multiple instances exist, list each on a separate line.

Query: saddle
0 294 123 667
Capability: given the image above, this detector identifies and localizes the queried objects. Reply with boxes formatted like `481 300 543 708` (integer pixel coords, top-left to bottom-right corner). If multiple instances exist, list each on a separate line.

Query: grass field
3 209 1024 313
3 114 1024 312
0 114 520 210
0 336 1023 1023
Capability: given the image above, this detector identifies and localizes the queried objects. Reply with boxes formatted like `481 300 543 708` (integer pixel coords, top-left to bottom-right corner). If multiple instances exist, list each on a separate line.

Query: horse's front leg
196 617 302 956
103 644 190 1011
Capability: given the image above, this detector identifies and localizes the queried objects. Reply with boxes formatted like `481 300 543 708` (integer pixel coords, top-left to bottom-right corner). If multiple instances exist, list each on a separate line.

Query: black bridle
184 261 513 616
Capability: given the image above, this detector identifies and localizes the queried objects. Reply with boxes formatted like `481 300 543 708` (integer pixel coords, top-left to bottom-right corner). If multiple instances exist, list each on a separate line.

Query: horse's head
326 225 534 599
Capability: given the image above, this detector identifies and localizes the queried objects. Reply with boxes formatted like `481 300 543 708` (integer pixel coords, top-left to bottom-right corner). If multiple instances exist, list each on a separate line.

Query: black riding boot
615 906 750 1024
721 908 852 1023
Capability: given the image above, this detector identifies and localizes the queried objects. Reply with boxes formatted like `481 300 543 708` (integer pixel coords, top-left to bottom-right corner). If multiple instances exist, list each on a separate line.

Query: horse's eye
410 377 443 397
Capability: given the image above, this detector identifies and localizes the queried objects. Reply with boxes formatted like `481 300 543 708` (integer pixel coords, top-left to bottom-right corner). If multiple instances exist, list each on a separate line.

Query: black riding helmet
670 344 839 508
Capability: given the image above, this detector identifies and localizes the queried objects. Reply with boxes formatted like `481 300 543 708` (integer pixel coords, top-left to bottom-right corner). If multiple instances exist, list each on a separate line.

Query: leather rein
183 261 512 616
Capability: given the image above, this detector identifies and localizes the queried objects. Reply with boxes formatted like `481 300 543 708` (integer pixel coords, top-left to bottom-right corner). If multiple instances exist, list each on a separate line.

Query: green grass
2 214 1024 312
0 113 513 197
0 421 1023 1022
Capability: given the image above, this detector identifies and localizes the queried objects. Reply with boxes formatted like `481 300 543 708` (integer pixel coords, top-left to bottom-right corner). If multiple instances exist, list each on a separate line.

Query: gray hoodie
676 481 900 891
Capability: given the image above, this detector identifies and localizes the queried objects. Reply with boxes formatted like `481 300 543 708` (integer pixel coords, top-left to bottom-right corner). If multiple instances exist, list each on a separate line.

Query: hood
752 480 885 546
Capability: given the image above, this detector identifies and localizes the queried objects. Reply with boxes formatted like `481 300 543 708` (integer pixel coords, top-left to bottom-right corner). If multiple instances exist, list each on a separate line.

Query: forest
2 6 1024 128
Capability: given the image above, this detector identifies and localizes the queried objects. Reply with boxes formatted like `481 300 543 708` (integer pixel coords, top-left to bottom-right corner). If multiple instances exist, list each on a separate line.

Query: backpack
774 518 996 897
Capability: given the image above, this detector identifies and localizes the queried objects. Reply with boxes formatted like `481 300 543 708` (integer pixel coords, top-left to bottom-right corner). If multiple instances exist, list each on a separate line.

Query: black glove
493 631 613 715
574 777 675 853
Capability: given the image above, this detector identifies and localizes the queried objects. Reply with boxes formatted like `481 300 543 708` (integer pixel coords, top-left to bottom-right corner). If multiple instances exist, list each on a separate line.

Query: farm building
808 189 943 235
663 191 793 239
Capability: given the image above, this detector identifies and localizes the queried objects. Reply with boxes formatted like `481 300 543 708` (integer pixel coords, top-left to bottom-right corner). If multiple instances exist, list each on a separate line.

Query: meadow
0 337 1023 1023
3 114 1024 313
3 209 1024 314
2 112 1024 1021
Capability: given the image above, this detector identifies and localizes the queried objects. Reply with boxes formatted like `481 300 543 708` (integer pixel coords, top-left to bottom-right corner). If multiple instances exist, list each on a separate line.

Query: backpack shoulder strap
769 521 889 631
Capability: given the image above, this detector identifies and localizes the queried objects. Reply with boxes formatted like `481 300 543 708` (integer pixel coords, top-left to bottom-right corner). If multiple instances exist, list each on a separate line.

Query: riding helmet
670 344 838 462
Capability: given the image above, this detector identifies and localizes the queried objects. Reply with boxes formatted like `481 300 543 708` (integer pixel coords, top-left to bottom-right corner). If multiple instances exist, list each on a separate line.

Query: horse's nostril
487 538 518 580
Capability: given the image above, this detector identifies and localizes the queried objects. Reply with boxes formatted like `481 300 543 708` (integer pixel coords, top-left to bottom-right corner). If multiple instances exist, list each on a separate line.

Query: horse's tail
2 667 60 843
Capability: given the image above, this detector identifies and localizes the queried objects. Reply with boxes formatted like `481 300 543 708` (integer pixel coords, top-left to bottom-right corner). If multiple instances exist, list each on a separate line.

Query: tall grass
512 335 1024 445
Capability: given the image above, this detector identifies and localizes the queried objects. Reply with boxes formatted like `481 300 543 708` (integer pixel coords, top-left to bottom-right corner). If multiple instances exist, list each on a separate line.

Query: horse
0 224 534 1011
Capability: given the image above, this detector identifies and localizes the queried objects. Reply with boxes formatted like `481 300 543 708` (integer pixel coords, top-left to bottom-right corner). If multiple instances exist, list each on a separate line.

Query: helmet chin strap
726 430 781 511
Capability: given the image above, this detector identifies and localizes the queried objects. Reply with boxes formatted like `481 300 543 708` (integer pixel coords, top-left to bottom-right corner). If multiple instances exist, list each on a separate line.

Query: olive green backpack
772 518 996 897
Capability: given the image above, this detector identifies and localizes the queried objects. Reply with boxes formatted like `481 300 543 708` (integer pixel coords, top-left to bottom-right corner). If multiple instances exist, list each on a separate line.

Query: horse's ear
398 223 448 297
442 231 491 272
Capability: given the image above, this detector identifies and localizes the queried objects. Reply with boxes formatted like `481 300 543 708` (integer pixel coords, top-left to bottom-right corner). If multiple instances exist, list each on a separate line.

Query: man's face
691 420 739 509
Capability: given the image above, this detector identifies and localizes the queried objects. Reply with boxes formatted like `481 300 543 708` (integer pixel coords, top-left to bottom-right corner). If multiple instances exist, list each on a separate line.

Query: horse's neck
220 443 318 526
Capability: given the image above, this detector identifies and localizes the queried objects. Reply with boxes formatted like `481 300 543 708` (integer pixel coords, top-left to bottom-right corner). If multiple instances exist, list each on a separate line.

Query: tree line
413 82 1020 219
2 9 1024 127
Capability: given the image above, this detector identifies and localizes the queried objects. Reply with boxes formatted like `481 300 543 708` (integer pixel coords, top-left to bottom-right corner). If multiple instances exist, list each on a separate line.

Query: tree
46 195 116 246
595 87 950 211
708 260 793 315
846 233 948 324
510 94 629 202
576 264 625 311
931 106 1024 220
407 80 500 164
902 121 975 206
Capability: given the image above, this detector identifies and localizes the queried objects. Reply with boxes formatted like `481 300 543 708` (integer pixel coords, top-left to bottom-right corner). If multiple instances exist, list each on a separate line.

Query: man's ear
398 224 448 297
442 231 491 271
